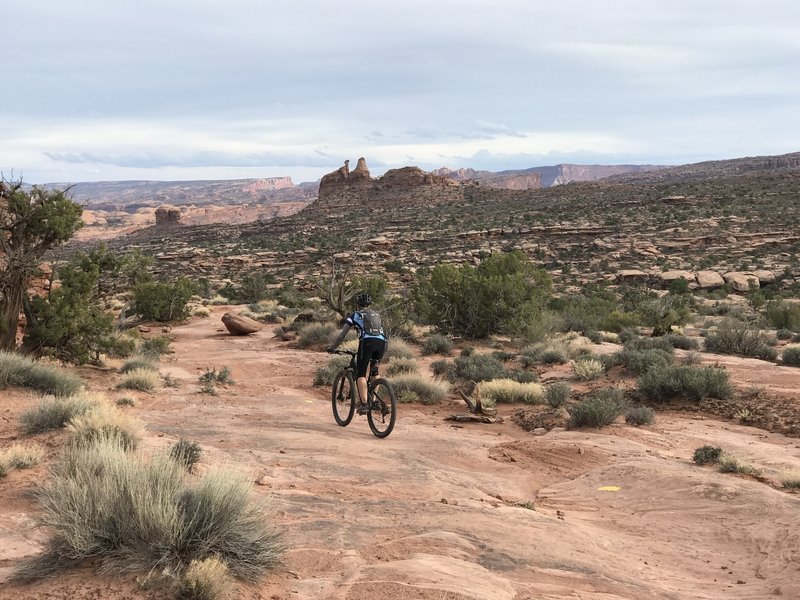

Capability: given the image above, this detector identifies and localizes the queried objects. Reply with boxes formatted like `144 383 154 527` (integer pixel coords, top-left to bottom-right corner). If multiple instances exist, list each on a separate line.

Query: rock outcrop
318 158 372 198
155 204 181 226
221 312 264 336
377 166 454 190
696 271 726 289
723 271 760 292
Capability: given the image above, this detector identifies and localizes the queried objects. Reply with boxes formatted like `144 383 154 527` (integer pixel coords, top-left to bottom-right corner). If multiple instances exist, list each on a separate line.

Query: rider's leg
356 376 368 404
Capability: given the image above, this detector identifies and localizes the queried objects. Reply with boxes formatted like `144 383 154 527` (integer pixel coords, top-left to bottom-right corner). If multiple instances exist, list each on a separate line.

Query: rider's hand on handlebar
326 347 336 354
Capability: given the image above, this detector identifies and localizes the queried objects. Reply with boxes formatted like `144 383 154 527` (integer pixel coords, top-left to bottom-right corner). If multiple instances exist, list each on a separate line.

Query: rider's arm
327 320 352 351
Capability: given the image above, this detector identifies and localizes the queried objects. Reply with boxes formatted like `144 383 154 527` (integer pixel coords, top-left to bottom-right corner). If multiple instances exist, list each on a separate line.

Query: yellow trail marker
598 486 621 492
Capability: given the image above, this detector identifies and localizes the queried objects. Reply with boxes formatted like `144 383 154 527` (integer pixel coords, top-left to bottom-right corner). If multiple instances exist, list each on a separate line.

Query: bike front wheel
332 370 356 426
366 378 397 438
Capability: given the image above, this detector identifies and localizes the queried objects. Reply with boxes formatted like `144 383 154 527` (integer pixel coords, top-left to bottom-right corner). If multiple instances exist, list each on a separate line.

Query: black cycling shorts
356 338 387 378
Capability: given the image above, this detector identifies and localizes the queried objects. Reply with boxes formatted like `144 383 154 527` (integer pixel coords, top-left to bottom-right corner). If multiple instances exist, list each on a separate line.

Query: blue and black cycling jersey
346 311 387 341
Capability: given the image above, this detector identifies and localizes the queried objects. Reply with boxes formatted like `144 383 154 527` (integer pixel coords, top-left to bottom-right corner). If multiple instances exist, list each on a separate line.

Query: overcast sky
2 0 798 184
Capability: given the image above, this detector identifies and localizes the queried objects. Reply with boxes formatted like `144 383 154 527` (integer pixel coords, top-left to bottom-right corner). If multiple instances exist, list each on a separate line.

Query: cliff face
318 158 456 200
435 164 661 188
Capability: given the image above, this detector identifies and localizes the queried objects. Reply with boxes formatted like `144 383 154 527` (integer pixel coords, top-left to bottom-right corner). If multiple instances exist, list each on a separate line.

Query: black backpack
360 309 384 337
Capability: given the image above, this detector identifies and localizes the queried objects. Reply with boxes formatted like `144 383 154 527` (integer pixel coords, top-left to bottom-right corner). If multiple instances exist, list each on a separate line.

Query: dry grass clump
20 394 101 434
15 439 282 583
120 356 158 374
192 306 212 318
717 453 761 476
295 323 336 348
779 469 800 489
384 357 419 377
390 374 450 405
385 339 414 360
782 345 800 366
571 359 605 381
117 368 159 392
0 351 83 397
177 556 233 600
2 443 45 469
66 403 144 451
477 379 544 407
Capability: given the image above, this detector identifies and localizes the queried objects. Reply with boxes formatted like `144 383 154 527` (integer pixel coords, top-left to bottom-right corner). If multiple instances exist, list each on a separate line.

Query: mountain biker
327 292 388 413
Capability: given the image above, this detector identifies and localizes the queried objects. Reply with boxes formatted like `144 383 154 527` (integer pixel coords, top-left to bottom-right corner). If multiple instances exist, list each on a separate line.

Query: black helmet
355 292 372 307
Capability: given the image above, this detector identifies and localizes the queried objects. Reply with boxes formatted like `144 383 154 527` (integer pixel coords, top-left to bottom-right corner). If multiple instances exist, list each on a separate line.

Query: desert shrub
200 366 234 385
421 334 453 356
413 250 552 338
477 379 544 405
625 406 655 426
693 445 723 465
384 338 414 360
0 351 83 397
682 351 702 365
717 453 760 476
0 460 8 478
703 320 777 361
776 328 794 340
765 300 800 331
663 334 700 350
617 348 674 375
296 323 336 348
15 440 282 582
120 356 158 374
170 438 202 473
20 394 100 434
389 374 450 405
430 359 456 381
133 278 195 322
624 336 675 353
617 327 641 343
66 403 143 451
780 470 800 489
140 336 172 358
453 353 508 382
116 397 136 407
460 346 474 357
207 295 230 306
638 366 732 401
492 350 517 362
313 355 350 387
192 306 212 318
544 382 570 407
584 330 603 344
2 443 45 469
384 357 419 377
178 556 233 600
219 272 275 304
397 390 419 403
568 388 626 428
506 369 539 383
782 345 800 366
117 368 159 392
571 359 604 381
638 294 691 336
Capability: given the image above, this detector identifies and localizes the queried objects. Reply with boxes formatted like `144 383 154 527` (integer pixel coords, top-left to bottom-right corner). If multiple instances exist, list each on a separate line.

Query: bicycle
330 350 397 438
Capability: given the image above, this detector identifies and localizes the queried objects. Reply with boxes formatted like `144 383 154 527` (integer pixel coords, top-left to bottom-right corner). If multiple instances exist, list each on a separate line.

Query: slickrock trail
2 306 800 599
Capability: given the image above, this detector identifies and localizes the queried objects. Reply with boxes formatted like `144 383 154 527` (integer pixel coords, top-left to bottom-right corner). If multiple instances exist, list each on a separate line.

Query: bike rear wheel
332 370 356 426
366 378 397 438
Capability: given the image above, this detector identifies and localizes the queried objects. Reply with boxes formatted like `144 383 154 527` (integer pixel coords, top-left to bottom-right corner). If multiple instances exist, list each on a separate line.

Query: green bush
777 328 794 340
390 374 450 405
313 355 350 386
413 250 552 338
14 440 282 582
430 359 456 381
421 334 453 356
703 320 777 361
616 348 674 375
170 438 202 473
624 336 675 353
0 351 83 397
693 445 723 465
140 336 172 358
544 383 570 407
568 388 626 428
782 345 800 366
133 278 196 322
506 369 539 383
637 366 732 401
19 394 99 434
120 356 158 374
663 334 700 350
625 406 655 426
453 353 508 382
717 453 760 476
765 300 800 331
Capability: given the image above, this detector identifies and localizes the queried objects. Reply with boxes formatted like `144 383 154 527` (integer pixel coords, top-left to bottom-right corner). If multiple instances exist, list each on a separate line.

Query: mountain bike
330 350 397 438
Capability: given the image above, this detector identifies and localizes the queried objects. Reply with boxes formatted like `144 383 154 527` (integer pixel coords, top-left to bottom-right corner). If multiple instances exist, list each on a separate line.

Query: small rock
578 447 585 455
255 476 270 486
161 326 172 333
138 326 151 333
440 498 448 504
532 427 547 436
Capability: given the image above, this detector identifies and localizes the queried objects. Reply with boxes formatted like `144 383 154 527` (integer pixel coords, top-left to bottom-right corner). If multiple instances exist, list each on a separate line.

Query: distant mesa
154 204 182 226
318 157 456 199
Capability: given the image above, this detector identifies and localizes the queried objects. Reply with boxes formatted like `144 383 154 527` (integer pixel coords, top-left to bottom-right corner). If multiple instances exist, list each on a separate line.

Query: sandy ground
2 306 800 599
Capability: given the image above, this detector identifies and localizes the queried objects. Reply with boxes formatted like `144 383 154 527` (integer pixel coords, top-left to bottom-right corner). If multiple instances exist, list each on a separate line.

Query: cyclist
327 292 388 413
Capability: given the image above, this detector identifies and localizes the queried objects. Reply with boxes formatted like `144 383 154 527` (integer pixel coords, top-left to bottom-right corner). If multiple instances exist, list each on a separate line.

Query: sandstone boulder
659 270 697 289
696 271 725 290
616 270 651 285
378 166 452 190
723 272 760 292
753 270 776 285
221 312 264 336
